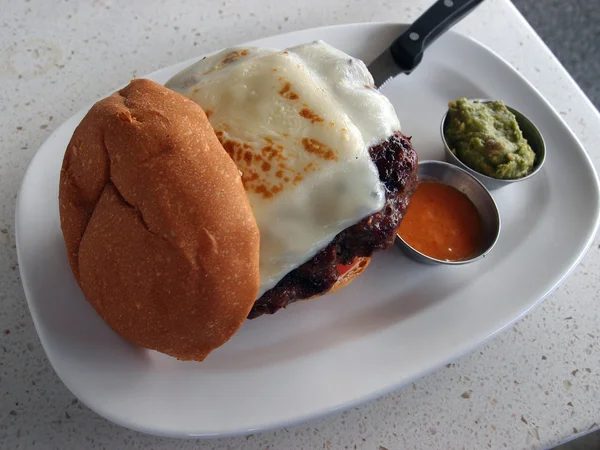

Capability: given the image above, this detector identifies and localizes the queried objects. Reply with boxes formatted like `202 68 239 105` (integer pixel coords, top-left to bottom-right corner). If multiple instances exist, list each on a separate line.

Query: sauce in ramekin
398 182 483 261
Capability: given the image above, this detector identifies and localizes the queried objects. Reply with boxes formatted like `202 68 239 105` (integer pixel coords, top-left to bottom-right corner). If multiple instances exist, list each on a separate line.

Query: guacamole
445 98 536 179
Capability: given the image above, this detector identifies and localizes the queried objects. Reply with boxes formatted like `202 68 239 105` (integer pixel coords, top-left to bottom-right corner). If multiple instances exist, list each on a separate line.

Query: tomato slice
337 257 358 276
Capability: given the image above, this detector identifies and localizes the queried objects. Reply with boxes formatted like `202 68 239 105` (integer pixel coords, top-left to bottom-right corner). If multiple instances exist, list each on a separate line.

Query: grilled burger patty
248 132 418 319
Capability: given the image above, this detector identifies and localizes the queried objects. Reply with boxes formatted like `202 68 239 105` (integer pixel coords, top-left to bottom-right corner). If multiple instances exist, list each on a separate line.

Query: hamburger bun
329 256 371 294
59 78 260 361
301 256 371 301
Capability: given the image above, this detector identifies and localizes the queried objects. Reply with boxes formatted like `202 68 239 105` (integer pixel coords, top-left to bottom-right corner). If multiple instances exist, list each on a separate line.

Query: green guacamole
445 98 536 179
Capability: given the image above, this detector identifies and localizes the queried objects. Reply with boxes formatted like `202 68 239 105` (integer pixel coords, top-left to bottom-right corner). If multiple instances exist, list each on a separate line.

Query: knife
368 0 486 88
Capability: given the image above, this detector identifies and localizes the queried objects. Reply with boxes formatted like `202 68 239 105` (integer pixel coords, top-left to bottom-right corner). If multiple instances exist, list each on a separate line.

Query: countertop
1 0 599 448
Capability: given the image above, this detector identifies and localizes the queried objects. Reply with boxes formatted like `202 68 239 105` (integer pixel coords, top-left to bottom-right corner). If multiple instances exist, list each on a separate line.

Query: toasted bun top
59 79 260 361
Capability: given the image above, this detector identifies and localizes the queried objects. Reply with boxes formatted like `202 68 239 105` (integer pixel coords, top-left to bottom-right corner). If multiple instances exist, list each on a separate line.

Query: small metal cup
396 160 501 265
441 99 546 190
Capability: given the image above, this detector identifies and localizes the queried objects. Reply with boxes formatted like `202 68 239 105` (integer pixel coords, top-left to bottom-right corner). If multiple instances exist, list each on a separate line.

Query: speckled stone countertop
1 0 599 448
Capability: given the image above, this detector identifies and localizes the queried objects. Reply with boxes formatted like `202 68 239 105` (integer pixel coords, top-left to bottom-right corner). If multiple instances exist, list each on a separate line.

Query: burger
59 41 418 361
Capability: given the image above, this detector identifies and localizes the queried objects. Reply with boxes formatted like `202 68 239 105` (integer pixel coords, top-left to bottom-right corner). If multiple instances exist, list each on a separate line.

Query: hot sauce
398 182 483 261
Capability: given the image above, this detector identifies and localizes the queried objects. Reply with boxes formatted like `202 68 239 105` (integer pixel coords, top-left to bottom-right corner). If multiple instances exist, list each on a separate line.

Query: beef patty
248 132 418 319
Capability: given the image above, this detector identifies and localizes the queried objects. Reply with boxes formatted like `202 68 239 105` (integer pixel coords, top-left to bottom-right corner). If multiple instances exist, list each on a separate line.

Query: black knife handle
390 0 485 72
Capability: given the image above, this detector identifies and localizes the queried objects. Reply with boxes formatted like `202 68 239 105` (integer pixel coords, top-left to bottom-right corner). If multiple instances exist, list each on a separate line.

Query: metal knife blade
367 48 404 89
367 0 486 89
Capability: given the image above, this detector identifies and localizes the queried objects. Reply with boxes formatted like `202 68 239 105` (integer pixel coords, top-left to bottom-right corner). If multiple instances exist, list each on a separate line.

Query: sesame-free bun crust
303 256 371 301
59 79 260 361
329 256 371 294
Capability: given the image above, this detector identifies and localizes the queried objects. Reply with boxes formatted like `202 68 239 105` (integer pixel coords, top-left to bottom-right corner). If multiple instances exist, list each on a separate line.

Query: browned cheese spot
254 185 273 199
242 171 259 186
216 132 302 199
299 107 324 123
279 82 299 100
203 49 250 74
301 138 338 161
222 49 249 64
215 130 330 198
304 162 315 173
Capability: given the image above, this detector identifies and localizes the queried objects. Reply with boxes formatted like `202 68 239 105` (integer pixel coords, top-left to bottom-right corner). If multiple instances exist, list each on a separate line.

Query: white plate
16 22 600 438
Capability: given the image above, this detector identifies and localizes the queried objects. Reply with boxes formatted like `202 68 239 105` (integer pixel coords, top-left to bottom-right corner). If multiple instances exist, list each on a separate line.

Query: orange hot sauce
398 182 483 261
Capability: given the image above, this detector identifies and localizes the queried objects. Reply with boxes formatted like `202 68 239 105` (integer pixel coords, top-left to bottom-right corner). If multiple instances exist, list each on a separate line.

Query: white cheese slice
166 41 401 297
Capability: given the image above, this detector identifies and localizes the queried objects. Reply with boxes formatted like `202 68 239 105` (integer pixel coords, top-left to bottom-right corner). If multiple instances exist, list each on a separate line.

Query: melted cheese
165 41 401 297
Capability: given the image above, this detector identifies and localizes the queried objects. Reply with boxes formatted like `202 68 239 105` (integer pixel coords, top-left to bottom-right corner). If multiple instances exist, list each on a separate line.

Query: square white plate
16 22 600 438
